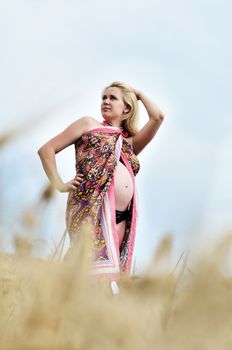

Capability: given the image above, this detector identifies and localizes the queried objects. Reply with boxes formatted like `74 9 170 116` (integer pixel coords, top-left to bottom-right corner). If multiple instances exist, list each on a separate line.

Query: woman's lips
102 108 111 111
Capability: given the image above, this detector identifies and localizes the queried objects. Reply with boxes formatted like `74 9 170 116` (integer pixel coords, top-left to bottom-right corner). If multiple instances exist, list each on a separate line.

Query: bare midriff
114 160 133 211
114 159 134 247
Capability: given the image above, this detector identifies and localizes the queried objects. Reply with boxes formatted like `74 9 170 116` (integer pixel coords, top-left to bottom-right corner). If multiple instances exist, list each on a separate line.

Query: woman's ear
124 105 131 114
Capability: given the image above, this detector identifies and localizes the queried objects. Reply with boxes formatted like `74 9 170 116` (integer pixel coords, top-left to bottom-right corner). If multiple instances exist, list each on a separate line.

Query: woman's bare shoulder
75 115 96 125
67 116 99 131
38 116 96 154
80 116 103 132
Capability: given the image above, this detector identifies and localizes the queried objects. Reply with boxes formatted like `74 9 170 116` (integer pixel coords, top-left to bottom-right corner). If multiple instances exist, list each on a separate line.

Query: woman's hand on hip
58 173 84 192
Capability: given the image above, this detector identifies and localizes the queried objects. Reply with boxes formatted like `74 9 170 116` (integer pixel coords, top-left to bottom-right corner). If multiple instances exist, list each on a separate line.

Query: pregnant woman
37 81 164 282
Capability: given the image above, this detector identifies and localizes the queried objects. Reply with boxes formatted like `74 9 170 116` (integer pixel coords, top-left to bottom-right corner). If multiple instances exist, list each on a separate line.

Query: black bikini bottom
115 209 130 224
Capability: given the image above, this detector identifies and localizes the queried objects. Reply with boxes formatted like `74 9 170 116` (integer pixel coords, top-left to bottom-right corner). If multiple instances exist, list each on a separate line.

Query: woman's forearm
37 147 64 191
137 91 164 122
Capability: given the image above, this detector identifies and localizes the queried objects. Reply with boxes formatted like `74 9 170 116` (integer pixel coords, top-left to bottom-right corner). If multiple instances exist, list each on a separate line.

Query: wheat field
1 221 232 350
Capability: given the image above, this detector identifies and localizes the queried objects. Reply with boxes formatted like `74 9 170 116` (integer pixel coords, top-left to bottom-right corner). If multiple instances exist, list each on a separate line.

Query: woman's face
101 87 128 123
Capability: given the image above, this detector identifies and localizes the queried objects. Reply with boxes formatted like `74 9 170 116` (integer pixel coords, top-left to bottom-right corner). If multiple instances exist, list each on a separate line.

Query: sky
0 0 232 273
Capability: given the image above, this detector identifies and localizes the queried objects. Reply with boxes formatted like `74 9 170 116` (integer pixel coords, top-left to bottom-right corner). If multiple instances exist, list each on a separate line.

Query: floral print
64 128 140 277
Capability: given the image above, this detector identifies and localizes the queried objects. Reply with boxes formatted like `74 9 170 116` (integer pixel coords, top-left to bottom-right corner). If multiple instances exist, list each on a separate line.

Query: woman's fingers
73 181 81 186
74 178 83 182
69 183 79 191
71 178 83 186
62 174 84 192
74 174 84 180
74 178 84 183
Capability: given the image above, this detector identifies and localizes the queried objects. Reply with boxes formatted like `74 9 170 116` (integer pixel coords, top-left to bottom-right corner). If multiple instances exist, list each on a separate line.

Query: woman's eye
102 95 117 100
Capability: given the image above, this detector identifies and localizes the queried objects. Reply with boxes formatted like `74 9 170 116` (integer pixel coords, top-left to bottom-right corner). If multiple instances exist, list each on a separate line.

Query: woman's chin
102 114 111 121
102 111 110 117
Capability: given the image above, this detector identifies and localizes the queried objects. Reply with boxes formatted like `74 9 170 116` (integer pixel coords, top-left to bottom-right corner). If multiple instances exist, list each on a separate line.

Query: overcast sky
0 0 231 273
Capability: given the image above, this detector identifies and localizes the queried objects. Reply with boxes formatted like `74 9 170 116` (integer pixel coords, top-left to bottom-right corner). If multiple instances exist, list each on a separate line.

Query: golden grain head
1 230 232 349
41 183 55 201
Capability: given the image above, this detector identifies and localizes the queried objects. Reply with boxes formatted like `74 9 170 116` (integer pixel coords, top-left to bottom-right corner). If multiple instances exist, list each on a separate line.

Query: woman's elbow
159 111 165 122
37 145 56 159
37 146 45 156
37 145 50 156
153 111 165 124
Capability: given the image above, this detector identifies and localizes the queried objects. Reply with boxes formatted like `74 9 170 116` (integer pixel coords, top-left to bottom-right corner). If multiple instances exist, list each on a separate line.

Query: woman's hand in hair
134 89 141 100
127 85 141 100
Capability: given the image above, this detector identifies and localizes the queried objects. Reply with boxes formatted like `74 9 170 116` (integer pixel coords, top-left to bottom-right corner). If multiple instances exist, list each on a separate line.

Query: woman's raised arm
132 91 164 155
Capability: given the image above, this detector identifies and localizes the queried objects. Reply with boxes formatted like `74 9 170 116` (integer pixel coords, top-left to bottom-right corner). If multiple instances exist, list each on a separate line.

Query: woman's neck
101 120 128 137
102 120 121 128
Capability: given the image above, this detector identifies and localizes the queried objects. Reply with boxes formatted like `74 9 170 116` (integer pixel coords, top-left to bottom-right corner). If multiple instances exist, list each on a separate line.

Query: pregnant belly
114 160 134 211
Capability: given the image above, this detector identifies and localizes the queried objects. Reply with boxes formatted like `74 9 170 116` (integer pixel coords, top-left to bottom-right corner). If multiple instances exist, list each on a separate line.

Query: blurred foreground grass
1 224 232 350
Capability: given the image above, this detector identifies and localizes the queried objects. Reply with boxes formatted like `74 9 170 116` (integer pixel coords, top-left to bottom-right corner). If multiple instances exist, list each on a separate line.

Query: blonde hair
101 81 139 137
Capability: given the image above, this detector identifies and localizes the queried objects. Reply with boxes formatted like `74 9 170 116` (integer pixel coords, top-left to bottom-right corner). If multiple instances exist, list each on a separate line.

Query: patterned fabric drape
64 125 140 281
